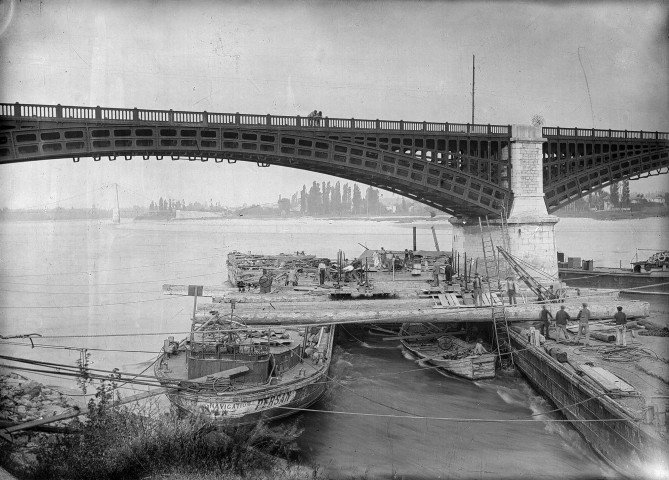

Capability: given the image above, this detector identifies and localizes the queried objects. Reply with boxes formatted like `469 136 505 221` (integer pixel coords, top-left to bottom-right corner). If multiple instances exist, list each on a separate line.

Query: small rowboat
399 323 496 380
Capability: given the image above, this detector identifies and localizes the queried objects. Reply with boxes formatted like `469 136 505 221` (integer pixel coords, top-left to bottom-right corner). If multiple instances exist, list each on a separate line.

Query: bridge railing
542 126 669 141
3 102 667 140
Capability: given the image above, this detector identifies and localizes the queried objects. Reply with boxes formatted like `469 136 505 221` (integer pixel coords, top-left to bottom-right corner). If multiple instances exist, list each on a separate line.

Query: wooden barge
509 326 669 478
155 314 334 425
559 251 669 293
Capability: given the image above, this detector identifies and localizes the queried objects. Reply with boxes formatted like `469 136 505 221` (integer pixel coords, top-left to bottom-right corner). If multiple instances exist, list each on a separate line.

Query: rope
0 296 182 309
0 340 162 354
0 270 227 287
1 252 228 278
276 406 631 423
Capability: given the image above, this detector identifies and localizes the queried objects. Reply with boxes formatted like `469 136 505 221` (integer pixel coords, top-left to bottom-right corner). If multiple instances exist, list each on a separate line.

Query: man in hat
614 306 628 346
554 305 571 343
539 304 554 340
444 260 454 284
575 303 592 346
506 276 517 305
472 272 483 306
431 262 440 287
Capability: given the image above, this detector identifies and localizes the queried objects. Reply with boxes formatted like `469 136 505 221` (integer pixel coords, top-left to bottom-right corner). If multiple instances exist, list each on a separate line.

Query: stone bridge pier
450 125 559 281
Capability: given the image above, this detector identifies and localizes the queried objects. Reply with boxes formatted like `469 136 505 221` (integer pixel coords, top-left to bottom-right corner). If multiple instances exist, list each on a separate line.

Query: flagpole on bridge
471 54 475 124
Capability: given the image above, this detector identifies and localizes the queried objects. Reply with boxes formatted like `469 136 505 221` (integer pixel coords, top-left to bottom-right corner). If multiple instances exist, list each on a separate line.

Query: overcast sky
0 0 667 209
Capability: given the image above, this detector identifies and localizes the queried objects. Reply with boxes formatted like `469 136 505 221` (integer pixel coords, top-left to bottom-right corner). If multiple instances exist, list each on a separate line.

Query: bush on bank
7 380 314 480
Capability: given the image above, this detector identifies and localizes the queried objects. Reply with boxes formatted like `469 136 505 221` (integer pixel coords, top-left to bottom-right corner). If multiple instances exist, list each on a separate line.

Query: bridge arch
1 103 668 217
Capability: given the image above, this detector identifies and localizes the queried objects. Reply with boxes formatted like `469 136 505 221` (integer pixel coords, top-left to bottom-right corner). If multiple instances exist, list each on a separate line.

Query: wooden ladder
479 218 514 367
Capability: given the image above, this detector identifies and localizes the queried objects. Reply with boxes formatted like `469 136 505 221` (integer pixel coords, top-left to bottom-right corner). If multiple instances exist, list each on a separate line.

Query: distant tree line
149 197 227 212
283 181 417 217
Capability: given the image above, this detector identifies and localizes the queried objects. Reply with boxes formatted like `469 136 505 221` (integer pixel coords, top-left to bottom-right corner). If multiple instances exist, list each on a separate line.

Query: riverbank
0 372 321 480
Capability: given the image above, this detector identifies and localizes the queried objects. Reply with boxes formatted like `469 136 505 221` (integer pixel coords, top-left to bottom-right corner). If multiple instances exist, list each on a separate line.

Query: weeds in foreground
18 378 307 480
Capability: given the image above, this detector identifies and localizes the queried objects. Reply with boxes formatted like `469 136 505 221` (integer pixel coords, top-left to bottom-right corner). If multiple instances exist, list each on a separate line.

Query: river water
0 216 666 478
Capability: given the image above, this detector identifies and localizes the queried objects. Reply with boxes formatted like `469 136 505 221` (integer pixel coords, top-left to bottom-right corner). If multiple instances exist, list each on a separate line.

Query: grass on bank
3 379 320 480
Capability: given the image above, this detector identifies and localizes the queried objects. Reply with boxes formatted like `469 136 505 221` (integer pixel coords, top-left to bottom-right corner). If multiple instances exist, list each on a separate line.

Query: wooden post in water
464 252 468 290
188 285 204 320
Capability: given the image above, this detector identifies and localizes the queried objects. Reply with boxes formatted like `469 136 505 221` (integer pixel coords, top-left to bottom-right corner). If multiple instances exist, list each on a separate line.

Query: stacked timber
194 298 649 326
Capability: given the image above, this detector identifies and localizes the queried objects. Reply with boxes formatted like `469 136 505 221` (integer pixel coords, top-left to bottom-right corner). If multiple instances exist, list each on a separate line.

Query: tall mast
471 54 475 124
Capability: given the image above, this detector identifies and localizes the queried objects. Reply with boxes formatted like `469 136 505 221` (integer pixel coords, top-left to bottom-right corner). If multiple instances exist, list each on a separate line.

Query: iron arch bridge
1 103 667 217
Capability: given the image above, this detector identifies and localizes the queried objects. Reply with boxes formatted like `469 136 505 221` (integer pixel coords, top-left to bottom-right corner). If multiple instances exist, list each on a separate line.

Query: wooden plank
437 294 448 307
163 284 230 297
190 299 649 326
187 366 250 384
577 364 636 393
446 293 459 306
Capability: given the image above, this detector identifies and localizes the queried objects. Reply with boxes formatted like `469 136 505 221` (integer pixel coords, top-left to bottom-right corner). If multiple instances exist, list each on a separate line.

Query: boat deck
157 328 329 392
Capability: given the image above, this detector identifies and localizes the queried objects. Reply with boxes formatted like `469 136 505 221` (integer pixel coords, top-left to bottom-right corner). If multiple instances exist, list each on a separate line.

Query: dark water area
297 332 615 479
1 217 666 478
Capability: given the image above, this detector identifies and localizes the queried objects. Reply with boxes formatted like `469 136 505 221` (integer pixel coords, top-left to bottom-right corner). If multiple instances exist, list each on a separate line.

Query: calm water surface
1 216 666 478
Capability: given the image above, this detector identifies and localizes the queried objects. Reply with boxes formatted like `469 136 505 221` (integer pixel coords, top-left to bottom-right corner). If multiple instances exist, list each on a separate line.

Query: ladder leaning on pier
479 218 514 367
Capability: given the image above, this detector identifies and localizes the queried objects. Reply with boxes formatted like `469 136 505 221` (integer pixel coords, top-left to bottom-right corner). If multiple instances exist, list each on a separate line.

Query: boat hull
559 268 669 293
426 355 496 380
399 325 496 380
508 328 667 478
165 370 329 426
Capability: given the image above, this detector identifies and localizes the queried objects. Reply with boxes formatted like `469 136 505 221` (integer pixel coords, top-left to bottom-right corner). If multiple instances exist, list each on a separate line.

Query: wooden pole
464 252 468 290
413 227 417 251
431 226 440 252
471 54 475 124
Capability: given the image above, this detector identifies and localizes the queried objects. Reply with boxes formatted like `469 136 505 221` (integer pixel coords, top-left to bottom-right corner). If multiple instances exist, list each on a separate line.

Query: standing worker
258 269 273 294
472 272 483 307
431 262 440 287
614 306 628 346
575 303 591 346
506 276 517 305
539 305 554 340
555 305 571 343
318 261 327 285
444 261 454 284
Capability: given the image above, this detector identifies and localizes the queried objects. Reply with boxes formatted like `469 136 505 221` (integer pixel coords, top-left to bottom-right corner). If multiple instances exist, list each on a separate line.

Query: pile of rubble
0 373 80 470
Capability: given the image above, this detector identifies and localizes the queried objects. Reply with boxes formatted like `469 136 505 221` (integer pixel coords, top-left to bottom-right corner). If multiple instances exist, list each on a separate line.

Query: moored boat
399 323 496 380
155 311 333 425
558 251 669 293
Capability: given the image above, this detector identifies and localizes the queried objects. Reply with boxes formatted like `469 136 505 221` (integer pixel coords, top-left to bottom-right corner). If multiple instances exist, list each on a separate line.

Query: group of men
307 110 323 126
539 303 628 346
470 273 517 307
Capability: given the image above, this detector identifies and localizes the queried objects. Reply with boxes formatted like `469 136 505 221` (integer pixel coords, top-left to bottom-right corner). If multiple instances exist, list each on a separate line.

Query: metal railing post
133 108 139 121
235 112 240 125
203 111 208 125
13 102 20 117
399 120 404 131
266 114 271 126
350 118 355 129
56 104 63 119
296 115 301 127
